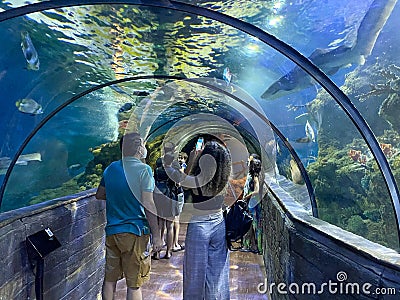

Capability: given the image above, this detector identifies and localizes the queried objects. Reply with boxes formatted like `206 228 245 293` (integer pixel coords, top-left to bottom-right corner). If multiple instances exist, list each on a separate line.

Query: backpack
154 163 182 199
155 166 170 193
224 199 253 250
154 160 184 217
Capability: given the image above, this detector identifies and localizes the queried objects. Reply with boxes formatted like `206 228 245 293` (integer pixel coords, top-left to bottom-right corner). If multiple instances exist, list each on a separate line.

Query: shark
261 0 398 100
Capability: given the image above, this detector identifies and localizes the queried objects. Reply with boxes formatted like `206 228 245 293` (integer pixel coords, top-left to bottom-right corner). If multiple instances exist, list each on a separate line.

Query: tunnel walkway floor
114 223 268 299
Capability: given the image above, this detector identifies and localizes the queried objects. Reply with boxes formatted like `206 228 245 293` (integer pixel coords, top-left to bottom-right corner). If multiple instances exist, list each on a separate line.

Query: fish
295 120 315 143
275 140 281 155
261 66 314 100
110 85 135 100
223 67 232 85
0 157 11 169
21 32 39 71
295 136 312 143
118 102 133 113
261 0 397 100
294 112 310 124
132 90 150 97
16 98 43 115
110 85 150 99
295 108 322 131
68 163 81 169
0 152 42 174
261 45 365 100
0 70 6 81
286 103 309 111
68 163 83 177
305 120 315 142
17 153 42 164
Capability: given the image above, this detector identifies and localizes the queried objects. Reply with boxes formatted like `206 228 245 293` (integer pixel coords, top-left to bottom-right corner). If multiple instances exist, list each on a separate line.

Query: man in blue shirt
96 132 162 300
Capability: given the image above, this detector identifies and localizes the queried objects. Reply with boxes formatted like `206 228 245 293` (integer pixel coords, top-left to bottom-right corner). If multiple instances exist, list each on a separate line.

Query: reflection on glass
305 88 399 251
0 1 399 253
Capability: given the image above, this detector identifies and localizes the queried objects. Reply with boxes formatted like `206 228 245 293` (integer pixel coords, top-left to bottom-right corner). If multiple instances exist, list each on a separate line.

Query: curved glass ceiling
1 1 400 251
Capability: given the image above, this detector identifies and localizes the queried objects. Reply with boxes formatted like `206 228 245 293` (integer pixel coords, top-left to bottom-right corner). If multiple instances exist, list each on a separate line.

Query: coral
379 93 400 132
347 215 367 236
27 137 123 204
348 149 362 162
29 177 84 204
308 59 400 251
356 63 400 134
307 135 399 250
145 134 166 169
77 139 121 189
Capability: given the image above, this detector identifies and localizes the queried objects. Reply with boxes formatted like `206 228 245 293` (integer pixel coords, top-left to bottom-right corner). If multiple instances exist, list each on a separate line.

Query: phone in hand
195 137 204 151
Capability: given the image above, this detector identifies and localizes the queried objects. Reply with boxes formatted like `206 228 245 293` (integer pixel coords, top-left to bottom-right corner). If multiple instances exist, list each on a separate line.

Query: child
172 152 188 252
178 152 188 172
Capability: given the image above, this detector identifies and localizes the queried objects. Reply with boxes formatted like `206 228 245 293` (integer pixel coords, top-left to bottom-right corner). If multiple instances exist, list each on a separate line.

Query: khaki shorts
105 233 151 288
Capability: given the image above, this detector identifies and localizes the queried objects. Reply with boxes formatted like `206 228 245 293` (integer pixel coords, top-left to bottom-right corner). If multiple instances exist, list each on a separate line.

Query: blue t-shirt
100 157 155 236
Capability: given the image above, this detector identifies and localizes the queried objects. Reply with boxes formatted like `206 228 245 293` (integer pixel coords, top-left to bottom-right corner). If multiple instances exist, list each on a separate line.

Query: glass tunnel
1 0 400 255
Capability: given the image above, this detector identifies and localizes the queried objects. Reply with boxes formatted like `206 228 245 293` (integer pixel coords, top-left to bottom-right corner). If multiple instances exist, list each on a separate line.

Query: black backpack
154 166 174 196
224 200 253 250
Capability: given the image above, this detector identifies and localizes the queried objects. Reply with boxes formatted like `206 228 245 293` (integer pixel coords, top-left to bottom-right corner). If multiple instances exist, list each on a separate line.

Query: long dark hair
249 158 262 178
190 140 231 197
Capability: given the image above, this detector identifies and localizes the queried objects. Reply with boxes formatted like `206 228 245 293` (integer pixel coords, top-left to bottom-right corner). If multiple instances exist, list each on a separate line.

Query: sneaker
172 244 185 252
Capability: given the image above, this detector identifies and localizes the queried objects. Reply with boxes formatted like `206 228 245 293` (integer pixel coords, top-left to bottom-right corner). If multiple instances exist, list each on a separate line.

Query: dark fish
261 0 397 100
110 85 149 98
295 136 312 143
110 85 135 100
118 102 133 113
132 90 150 97
287 103 309 111
261 46 354 100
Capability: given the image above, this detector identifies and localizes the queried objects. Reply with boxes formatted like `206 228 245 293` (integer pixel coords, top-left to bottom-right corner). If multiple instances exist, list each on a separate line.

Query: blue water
0 0 399 214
